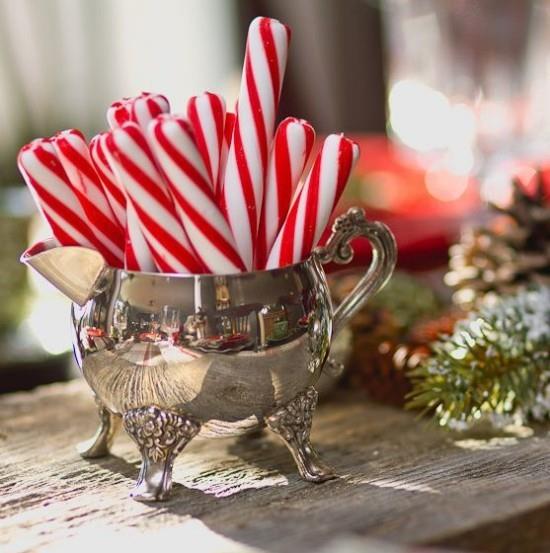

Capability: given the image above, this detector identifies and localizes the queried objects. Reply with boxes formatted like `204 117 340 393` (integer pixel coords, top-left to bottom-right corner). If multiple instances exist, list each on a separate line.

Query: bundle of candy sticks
18 17 359 274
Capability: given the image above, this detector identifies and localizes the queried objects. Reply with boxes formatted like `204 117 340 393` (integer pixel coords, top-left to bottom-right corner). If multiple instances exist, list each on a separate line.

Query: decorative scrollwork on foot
123 406 201 501
77 396 121 459
266 387 336 483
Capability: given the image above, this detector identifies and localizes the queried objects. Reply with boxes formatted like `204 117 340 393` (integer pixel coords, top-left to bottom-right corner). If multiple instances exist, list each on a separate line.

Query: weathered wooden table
2 380 550 553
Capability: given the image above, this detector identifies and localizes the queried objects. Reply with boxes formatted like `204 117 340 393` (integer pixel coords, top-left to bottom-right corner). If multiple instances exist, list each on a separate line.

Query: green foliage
370 271 442 333
406 287 550 428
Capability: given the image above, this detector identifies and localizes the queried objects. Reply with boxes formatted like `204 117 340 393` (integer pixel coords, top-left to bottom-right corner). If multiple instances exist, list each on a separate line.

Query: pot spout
21 239 110 306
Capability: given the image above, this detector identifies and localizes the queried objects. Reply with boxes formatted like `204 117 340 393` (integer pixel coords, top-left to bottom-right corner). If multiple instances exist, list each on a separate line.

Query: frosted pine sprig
406 286 550 428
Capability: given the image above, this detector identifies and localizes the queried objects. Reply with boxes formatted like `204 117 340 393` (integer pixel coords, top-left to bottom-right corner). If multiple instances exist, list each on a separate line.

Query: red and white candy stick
107 97 132 128
265 134 359 269
105 122 204 274
223 17 291 270
148 114 246 274
18 139 98 249
255 117 315 268
107 92 170 132
187 92 225 192
106 92 171 271
53 129 124 268
89 132 127 230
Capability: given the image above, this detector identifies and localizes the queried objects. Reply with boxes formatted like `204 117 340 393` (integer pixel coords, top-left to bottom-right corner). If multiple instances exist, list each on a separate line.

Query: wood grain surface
1 380 550 553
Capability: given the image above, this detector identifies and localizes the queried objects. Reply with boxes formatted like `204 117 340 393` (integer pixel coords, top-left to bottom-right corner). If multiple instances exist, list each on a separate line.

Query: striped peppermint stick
18 139 98 249
255 117 315 268
265 134 359 269
107 97 132 128
223 17 291 270
89 132 127 229
107 92 170 132
149 114 246 274
105 122 204 274
90 132 155 271
53 129 124 268
187 92 225 192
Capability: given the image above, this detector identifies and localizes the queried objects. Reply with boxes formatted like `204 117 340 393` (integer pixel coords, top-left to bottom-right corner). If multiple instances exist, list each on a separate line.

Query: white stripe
149 118 243 274
195 95 222 185
248 25 276 143
224 149 253 270
315 135 340 246
126 202 155 271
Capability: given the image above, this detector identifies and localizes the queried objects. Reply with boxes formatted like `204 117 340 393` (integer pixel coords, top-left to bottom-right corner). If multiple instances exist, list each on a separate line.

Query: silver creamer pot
21 207 396 501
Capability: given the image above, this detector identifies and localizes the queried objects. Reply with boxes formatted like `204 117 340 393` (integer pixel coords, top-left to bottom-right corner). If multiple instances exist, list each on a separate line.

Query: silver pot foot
77 397 121 459
123 406 201 502
266 387 336 483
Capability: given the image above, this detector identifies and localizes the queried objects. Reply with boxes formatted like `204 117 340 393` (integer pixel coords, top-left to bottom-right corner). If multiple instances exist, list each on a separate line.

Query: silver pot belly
72 256 332 437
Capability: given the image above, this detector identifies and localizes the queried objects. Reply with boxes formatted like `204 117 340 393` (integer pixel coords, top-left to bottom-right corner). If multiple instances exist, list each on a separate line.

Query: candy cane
107 97 132 128
255 117 315 269
89 132 127 229
106 92 170 271
53 129 124 267
265 134 359 269
223 17 291 270
18 139 98 249
149 114 246 274
107 92 170 132
187 92 225 192
105 122 203 274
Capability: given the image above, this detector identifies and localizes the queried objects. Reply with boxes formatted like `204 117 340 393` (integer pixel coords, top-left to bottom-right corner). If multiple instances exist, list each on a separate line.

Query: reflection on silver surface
22 208 397 439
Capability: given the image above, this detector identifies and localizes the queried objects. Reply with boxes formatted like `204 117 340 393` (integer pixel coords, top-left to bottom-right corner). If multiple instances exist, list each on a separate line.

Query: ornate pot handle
316 207 397 336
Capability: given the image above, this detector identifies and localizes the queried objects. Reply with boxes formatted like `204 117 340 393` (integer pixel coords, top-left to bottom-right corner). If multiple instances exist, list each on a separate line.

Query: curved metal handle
316 207 397 337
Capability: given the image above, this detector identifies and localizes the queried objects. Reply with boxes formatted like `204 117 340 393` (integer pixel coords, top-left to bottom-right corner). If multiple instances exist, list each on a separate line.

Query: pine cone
330 271 451 406
446 172 550 309
345 308 463 407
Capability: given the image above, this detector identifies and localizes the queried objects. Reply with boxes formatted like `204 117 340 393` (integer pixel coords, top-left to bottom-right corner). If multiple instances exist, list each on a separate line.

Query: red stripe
152 119 245 271
28 178 98 247
232 120 258 246
168 184 246 271
132 201 203 273
187 97 212 184
110 128 174 213
56 137 124 245
300 145 323 259
244 53 269 173
124 235 141 271
210 94 225 155
335 138 354 198
217 112 236 202
33 146 72 184
90 137 126 208
56 135 100 188
153 121 212 197
278 200 299 267
255 119 292 269
224 113 236 144
275 119 293 224
303 123 315 165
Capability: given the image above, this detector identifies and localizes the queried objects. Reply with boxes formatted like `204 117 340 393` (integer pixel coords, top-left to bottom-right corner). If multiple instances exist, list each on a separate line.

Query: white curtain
0 0 239 183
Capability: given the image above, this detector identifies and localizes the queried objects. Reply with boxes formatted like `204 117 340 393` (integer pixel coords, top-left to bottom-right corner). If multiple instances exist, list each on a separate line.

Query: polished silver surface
266 387 335 482
22 207 397 501
123 406 201 501
316 207 397 336
76 396 121 458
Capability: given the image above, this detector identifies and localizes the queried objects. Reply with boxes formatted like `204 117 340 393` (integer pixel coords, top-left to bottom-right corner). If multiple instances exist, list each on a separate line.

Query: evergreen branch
406 287 550 428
